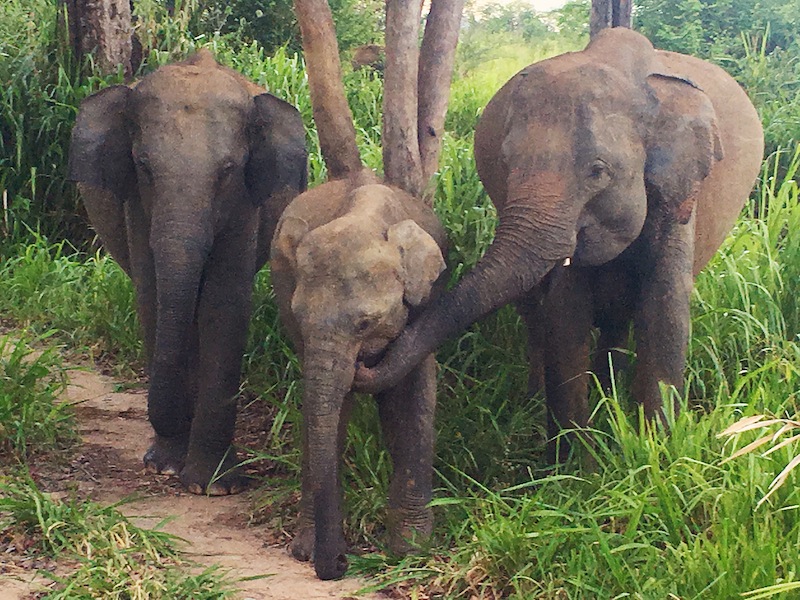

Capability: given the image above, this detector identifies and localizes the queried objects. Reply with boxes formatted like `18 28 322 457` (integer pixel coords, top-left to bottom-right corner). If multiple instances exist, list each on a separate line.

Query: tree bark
383 0 424 197
417 0 465 203
64 0 133 77
590 0 632 38
294 0 363 180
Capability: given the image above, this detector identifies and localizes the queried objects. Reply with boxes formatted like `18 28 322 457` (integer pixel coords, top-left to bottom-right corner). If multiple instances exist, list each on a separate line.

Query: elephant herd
68 29 763 579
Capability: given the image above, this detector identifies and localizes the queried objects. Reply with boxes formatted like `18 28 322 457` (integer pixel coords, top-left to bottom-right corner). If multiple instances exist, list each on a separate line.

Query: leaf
720 434 774 464
763 433 800 457
718 415 766 437
757 454 800 509
720 417 787 437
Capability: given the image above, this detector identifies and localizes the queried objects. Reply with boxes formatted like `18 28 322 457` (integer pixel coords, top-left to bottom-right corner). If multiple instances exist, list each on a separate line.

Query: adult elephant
69 49 308 493
356 28 764 459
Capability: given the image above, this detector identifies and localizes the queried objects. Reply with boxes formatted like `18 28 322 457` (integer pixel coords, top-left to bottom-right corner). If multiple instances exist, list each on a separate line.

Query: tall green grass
0 477 236 598
3 1 800 596
0 332 74 462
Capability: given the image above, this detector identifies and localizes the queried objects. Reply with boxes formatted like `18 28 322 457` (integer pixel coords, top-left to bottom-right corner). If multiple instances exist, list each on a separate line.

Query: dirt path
1 367 384 600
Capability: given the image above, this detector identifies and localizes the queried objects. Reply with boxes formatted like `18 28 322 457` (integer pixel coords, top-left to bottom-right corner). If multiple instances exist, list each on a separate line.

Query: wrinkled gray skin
68 50 308 494
271 172 447 580
356 28 764 460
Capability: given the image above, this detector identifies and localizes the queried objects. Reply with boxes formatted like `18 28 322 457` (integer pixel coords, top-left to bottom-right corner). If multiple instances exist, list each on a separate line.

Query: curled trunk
356 177 576 393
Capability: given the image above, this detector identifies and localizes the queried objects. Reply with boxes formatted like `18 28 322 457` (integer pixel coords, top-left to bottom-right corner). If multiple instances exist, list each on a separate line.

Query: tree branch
417 0 465 200
383 0 424 197
294 0 362 179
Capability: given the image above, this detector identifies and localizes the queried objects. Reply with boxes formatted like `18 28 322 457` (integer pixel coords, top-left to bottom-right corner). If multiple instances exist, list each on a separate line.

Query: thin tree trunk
383 0 424 197
294 0 363 180
64 0 133 76
590 0 632 38
417 0 465 202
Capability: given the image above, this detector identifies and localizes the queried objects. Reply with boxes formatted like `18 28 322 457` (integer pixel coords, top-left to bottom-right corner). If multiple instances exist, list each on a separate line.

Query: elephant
68 49 308 494
355 28 764 460
270 170 447 579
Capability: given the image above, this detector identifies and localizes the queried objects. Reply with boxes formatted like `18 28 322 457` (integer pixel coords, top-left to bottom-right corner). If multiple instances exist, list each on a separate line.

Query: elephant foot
180 448 251 496
315 548 348 581
386 507 433 556
144 434 189 475
289 525 315 562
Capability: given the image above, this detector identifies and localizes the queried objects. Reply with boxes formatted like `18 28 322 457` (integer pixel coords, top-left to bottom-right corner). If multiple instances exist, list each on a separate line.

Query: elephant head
271 180 446 579
355 28 729 393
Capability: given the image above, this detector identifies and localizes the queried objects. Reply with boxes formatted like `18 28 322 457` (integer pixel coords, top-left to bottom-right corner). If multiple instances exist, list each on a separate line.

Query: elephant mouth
357 339 393 367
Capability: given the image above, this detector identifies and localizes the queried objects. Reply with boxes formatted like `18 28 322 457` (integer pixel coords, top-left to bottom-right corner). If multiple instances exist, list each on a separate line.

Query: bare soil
0 366 385 600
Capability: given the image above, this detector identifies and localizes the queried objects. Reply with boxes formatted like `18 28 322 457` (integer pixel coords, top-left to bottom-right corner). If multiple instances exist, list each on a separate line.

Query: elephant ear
644 73 724 224
387 220 446 307
272 215 310 271
246 93 309 207
68 85 135 200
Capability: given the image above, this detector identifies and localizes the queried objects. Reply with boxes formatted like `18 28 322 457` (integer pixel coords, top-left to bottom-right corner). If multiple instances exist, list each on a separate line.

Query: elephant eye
589 160 611 179
356 316 375 333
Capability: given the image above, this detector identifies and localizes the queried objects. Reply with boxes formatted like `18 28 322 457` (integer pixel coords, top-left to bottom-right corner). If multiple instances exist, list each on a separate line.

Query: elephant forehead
296 228 399 280
132 68 251 121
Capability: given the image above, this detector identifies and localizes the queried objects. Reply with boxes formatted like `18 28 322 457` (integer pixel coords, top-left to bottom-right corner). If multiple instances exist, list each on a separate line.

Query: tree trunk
417 0 465 202
383 0 424 197
293 0 363 180
64 0 133 77
590 0 632 39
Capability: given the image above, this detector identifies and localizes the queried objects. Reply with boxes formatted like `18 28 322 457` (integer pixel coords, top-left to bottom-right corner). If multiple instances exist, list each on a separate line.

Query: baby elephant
270 172 447 580
69 49 308 494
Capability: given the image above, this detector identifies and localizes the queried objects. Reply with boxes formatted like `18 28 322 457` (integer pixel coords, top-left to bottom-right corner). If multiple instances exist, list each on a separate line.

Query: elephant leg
376 354 436 555
290 392 355 562
632 219 695 423
542 266 593 465
180 217 259 495
515 287 546 398
591 264 637 393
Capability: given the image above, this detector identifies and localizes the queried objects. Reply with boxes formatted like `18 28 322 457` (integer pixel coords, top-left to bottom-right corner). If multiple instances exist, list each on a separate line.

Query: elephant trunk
146 195 214 439
355 169 576 393
302 338 358 580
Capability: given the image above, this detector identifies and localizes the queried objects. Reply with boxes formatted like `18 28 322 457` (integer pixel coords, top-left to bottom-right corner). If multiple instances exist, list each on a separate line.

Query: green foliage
730 34 800 166
0 477 236 598
554 0 591 40
0 234 142 365
187 0 384 55
3 0 800 596
634 0 800 57
0 333 74 462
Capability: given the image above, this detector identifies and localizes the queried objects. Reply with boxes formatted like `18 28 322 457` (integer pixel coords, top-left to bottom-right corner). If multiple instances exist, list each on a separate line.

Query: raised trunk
302 340 357 580
356 177 576 393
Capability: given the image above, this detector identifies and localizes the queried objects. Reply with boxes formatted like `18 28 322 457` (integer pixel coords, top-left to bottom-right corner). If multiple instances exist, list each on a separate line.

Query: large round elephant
270 171 447 579
68 49 308 493
355 28 764 458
